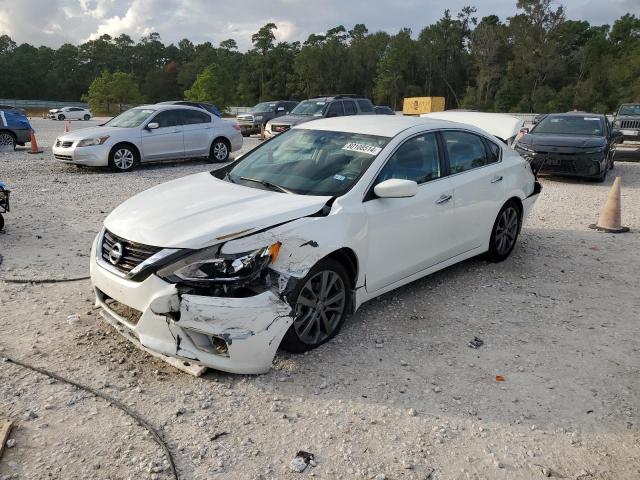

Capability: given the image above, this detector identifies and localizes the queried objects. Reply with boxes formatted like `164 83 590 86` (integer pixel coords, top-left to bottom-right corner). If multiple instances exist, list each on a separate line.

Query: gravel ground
1 118 639 480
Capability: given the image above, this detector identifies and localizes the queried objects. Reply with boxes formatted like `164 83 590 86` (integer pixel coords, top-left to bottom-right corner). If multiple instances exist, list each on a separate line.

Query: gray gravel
1 119 639 479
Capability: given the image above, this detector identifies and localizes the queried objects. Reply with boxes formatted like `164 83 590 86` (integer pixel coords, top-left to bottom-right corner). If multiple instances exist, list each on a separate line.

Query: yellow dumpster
402 97 445 116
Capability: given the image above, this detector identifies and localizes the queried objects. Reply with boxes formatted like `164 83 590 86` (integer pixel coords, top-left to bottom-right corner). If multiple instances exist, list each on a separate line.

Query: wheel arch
110 141 141 161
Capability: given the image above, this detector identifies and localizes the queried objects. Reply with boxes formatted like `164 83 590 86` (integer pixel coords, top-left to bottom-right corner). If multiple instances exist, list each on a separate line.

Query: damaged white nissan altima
90 115 541 374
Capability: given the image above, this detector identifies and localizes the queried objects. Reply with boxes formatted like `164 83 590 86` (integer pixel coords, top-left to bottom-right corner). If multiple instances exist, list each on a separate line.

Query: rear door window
357 99 374 113
343 100 357 116
442 131 490 173
180 109 211 125
326 101 345 117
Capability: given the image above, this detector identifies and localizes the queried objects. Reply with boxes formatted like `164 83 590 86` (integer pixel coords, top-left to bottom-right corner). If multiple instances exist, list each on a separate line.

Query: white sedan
52 104 243 171
48 106 92 121
90 115 540 373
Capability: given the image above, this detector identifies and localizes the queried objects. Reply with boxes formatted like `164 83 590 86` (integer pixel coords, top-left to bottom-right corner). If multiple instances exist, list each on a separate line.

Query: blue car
0 108 32 150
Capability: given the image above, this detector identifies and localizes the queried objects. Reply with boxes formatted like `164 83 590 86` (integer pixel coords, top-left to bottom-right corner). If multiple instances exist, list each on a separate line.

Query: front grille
54 154 73 161
101 229 161 275
620 119 640 129
271 124 290 133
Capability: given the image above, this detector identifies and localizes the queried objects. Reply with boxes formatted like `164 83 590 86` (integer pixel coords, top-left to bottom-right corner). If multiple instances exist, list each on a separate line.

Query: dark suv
237 100 298 137
612 103 640 143
265 95 375 138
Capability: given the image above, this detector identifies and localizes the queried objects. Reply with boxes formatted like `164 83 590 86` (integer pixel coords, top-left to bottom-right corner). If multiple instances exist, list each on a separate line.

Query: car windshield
223 129 390 196
106 108 155 128
291 100 326 116
253 102 276 113
533 116 603 136
618 105 640 116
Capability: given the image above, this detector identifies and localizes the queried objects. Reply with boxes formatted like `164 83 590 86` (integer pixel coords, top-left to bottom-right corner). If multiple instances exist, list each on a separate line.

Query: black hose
0 276 90 284
2 356 179 480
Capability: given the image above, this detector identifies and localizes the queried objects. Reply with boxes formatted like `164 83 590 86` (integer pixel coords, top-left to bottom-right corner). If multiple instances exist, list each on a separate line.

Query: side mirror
519 127 529 135
277 107 285 112
374 179 418 198
146 122 159 130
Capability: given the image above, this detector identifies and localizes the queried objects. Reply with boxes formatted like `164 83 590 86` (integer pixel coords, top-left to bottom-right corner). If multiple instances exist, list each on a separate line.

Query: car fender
220 203 368 294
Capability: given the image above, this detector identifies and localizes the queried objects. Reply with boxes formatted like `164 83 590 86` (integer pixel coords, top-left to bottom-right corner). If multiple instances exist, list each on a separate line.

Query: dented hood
104 172 331 249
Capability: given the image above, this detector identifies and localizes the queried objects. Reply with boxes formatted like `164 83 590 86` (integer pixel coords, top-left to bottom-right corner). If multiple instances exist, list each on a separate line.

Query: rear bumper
14 128 31 145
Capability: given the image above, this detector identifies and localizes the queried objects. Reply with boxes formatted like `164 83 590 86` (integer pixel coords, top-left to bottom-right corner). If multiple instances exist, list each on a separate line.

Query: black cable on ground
0 276 90 284
3 356 179 480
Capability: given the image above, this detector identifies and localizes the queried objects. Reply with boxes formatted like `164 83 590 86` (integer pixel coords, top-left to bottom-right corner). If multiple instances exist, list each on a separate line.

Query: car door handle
491 176 503 183
435 194 453 205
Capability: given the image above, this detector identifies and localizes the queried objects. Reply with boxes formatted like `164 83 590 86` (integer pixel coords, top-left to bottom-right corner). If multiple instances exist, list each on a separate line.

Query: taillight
232 124 241 131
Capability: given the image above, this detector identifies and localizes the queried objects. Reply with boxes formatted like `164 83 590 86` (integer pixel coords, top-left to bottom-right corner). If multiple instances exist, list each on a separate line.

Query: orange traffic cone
260 123 265 141
64 121 70 133
589 176 629 233
27 130 43 154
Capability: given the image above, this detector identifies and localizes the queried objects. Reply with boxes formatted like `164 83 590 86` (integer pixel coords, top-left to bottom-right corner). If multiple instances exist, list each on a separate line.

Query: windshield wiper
238 176 294 194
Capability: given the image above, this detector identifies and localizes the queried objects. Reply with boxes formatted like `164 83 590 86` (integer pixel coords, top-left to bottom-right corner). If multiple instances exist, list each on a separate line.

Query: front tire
108 144 137 172
58 114 65 121
486 201 521 262
280 259 351 353
209 138 230 162
0 213 4 232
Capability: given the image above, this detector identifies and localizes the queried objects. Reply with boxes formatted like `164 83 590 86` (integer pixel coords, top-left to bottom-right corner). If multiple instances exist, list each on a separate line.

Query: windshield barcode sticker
342 143 382 155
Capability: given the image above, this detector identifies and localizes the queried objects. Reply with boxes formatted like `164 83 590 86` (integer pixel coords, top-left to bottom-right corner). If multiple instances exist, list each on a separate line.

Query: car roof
294 115 479 137
135 104 206 112
547 112 604 118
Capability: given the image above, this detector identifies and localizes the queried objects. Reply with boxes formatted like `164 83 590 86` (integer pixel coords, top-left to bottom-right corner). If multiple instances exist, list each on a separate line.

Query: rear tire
108 144 137 172
280 259 352 353
486 201 521 263
209 138 230 162
0 131 16 151
0 213 4 232
83 114 90 121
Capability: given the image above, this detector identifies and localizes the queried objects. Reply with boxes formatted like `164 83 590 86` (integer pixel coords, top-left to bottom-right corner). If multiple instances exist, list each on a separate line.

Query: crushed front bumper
523 153 605 179
90 238 294 374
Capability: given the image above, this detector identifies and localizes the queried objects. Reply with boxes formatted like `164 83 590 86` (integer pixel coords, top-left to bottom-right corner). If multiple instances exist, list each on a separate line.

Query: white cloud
0 0 637 49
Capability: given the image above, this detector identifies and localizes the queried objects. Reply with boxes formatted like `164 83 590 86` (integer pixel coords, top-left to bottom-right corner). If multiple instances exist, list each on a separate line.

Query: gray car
237 100 298 136
264 95 375 138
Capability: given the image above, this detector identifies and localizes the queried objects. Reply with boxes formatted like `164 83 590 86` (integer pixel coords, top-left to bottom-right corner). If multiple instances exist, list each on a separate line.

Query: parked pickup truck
236 100 298 137
612 104 640 143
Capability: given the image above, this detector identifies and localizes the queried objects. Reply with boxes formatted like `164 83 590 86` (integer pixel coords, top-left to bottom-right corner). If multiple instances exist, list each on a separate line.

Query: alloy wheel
495 206 519 256
293 270 346 345
213 141 228 161
0 133 15 149
113 148 135 170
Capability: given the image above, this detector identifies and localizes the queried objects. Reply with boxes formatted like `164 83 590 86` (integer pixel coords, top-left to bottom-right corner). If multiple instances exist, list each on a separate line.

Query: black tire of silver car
281 259 351 353
108 144 137 172
0 213 4 232
0 131 16 150
209 138 230 162
83 114 90 121
58 114 65 121
487 201 521 262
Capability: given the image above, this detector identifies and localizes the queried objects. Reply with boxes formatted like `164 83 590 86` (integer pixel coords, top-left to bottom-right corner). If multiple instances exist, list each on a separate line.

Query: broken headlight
157 243 281 285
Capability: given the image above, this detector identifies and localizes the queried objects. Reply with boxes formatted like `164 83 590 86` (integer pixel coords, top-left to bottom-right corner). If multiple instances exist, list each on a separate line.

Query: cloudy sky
0 0 638 50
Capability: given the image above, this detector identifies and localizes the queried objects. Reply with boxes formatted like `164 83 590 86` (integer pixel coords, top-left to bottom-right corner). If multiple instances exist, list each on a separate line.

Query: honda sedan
90 115 540 373
52 105 243 171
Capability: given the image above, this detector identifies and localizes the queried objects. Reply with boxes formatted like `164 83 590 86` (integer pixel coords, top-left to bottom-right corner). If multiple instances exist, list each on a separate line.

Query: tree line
0 0 638 114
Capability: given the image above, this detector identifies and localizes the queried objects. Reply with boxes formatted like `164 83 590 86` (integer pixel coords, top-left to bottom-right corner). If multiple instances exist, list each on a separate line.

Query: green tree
184 66 232 112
